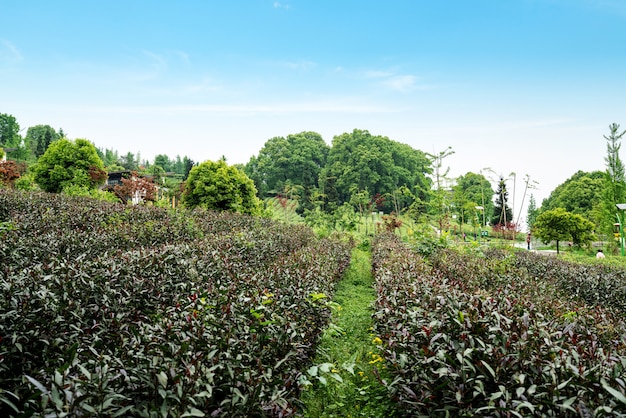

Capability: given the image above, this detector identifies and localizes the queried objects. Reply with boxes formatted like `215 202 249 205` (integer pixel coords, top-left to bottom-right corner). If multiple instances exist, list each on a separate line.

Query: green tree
0 113 29 161
601 123 626 237
33 138 106 193
119 151 139 171
526 194 539 231
182 159 260 215
533 207 595 254
491 177 513 226
25 124 59 159
245 131 330 212
321 129 431 213
154 154 172 172
453 172 494 227
540 170 604 227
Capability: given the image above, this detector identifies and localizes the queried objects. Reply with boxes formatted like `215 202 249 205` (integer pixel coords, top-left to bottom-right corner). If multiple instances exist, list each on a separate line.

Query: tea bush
0 190 351 416
371 233 626 417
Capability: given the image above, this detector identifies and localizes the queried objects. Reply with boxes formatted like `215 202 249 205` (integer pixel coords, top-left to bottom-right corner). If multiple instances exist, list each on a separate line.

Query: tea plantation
2 190 626 417
372 232 626 417
0 190 351 416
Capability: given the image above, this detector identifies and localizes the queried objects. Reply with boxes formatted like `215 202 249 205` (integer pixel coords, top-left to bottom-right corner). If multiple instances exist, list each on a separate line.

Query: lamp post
616 203 626 256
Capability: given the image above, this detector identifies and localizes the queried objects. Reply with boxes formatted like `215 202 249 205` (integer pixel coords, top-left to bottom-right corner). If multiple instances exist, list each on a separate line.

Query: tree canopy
33 138 106 193
452 172 494 226
182 159 260 215
540 170 604 226
321 129 431 212
244 131 329 211
25 125 60 159
533 207 595 254
0 113 29 161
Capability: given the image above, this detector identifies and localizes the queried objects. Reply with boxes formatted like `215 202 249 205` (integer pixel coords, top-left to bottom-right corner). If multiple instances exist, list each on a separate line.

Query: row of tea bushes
371 233 626 417
512 250 626 312
0 190 351 417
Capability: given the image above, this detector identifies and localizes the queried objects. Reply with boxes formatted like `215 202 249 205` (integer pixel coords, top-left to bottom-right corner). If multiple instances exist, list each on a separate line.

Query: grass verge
300 247 398 417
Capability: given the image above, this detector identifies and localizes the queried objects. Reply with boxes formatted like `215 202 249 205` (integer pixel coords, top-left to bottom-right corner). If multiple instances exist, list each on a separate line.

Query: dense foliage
182 160 261 215
533 208 595 253
371 233 626 416
244 131 329 212
32 138 106 193
539 170 604 226
0 190 351 416
321 129 431 213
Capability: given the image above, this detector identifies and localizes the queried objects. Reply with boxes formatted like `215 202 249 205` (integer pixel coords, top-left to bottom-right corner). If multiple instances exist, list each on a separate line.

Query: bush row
371 233 626 417
0 190 351 417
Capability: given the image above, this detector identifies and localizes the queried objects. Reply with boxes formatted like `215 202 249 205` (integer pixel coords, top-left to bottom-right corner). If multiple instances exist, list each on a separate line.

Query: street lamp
616 204 626 256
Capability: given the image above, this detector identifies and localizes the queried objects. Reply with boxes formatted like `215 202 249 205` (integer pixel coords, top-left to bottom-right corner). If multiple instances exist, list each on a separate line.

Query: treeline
0 113 194 180
243 129 433 215
1 111 523 232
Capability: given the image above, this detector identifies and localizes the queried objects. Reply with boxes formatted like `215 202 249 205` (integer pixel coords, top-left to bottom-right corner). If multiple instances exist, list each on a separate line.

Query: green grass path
301 248 398 417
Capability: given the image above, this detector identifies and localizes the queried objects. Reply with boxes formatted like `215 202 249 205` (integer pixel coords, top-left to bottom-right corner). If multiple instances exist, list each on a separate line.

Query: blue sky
2 0 626 221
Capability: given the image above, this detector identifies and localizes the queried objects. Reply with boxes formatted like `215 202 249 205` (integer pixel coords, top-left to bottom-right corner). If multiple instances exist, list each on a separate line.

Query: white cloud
363 70 394 79
282 60 315 70
142 50 168 71
381 75 417 92
273 2 290 9
0 39 23 63
62 100 397 115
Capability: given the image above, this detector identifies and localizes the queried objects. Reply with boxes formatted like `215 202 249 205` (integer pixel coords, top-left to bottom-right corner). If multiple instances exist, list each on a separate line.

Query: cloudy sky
3 0 626 222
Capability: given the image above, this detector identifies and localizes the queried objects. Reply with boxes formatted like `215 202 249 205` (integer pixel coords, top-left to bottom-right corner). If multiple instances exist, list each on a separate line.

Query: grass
300 247 398 418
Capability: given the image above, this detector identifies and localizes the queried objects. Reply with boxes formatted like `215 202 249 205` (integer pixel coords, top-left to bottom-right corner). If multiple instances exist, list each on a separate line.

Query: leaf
24 375 49 394
330 373 343 383
557 377 572 390
78 364 92 381
480 360 496 378
182 408 206 417
157 371 168 388
112 406 134 417
603 382 626 405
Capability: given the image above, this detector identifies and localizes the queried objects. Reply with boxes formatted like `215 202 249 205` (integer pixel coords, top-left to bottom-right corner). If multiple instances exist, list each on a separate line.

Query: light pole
616 204 626 256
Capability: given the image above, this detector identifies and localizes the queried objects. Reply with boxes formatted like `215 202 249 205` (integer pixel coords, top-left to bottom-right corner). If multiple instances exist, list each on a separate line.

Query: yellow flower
372 337 383 345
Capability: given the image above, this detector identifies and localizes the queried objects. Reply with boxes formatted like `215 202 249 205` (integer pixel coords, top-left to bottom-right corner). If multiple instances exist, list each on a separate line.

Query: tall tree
540 170 604 227
601 123 626 237
245 131 329 212
321 129 431 213
453 172 494 227
526 194 539 231
154 154 172 172
491 177 513 226
0 113 28 161
25 125 59 159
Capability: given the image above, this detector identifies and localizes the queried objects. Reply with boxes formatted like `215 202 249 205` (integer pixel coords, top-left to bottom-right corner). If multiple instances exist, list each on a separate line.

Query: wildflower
368 353 384 364
372 337 383 345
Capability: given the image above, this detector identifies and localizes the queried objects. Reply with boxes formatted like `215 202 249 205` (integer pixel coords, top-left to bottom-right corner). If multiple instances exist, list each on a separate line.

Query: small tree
491 177 513 227
113 172 157 204
33 138 106 193
533 208 595 254
182 160 260 215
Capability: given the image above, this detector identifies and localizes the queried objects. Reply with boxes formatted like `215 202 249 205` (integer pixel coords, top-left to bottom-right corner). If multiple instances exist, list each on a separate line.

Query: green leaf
157 371 168 388
480 360 496 378
603 382 626 405
182 407 206 417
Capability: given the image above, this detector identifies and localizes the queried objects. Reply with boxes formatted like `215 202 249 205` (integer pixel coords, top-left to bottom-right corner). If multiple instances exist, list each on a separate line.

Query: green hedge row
0 190 351 417
371 233 626 417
